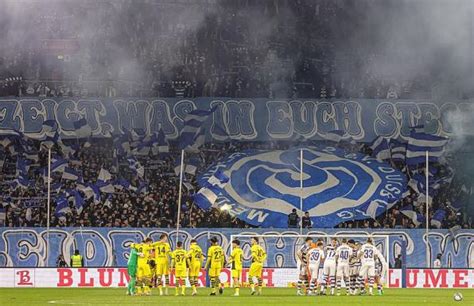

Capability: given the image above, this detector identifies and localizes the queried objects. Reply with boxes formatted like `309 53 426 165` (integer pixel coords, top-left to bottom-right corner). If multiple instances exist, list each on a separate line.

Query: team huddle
297 237 387 296
126 234 266 296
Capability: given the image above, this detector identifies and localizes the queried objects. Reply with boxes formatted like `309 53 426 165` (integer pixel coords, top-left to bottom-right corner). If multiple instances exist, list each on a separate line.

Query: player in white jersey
335 238 352 296
320 238 337 295
348 240 361 295
357 238 385 295
375 255 387 295
296 237 313 295
306 241 325 295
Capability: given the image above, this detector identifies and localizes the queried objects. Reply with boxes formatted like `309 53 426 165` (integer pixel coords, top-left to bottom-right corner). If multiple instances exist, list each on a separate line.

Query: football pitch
0 288 472 306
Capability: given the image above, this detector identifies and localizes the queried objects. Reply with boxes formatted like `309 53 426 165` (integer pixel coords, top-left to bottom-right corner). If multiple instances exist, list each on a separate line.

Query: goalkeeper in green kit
127 243 139 295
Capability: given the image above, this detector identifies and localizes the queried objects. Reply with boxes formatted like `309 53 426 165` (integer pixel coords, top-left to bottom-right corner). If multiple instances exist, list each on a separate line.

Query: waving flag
185 127 206 153
127 157 145 178
98 168 112 182
42 120 58 137
55 196 71 221
431 209 446 229
70 190 85 214
16 158 31 176
96 180 115 194
62 167 81 180
174 157 199 176
400 205 424 227
51 156 68 173
113 134 131 156
10 176 32 190
390 139 406 162
406 132 448 165
213 124 230 142
178 106 216 150
73 118 92 138
370 136 390 161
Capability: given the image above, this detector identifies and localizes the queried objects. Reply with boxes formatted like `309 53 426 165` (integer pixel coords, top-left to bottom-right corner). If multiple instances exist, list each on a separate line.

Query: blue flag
197 145 406 228
178 106 216 150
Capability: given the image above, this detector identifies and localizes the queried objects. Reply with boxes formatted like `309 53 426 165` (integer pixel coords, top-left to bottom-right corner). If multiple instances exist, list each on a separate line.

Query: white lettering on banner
0 268 473 288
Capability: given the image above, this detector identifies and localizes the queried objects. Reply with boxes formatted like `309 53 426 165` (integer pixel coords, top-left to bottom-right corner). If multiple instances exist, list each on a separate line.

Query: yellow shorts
175 269 187 278
231 269 242 279
208 266 222 277
189 263 201 277
156 260 169 275
137 263 152 279
249 263 263 278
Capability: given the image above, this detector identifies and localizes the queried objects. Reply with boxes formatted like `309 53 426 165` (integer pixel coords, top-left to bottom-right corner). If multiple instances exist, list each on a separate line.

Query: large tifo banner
0 98 473 141
1 268 474 288
1 228 474 269
198 146 406 227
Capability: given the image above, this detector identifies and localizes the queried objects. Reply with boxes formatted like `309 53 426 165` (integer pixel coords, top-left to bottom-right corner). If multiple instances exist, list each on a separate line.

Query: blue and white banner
1 227 474 269
0 98 472 142
198 145 407 227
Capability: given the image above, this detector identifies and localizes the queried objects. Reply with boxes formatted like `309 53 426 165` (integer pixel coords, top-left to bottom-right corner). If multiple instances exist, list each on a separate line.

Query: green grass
0 288 472 306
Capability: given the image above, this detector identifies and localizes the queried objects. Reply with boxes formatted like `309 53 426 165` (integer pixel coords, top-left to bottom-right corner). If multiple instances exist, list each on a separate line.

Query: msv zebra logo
198 146 407 227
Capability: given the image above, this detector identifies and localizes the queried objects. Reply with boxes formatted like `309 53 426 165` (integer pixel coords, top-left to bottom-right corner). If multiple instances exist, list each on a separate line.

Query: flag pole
176 149 185 245
425 150 430 268
46 146 52 267
300 148 303 235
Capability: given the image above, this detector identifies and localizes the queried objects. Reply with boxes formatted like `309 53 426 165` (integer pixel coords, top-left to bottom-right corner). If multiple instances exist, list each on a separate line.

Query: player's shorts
231 269 242 279
336 264 350 278
189 263 201 277
359 264 375 278
298 264 308 278
208 266 222 277
175 268 187 278
249 262 263 278
323 262 336 276
127 265 137 278
308 264 320 281
350 264 361 276
156 259 169 275
137 263 151 278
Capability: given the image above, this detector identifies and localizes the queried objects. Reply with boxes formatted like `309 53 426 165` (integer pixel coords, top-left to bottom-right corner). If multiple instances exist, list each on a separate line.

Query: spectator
301 211 312 229
56 255 68 267
287 209 299 228
433 253 442 268
394 255 402 269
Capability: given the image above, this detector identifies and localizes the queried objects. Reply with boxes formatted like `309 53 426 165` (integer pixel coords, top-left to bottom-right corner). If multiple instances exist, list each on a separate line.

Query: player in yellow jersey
171 241 188 296
228 239 243 296
249 237 266 295
205 236 225 296
187 239 203 296
152 234 171 295
136 238 153 295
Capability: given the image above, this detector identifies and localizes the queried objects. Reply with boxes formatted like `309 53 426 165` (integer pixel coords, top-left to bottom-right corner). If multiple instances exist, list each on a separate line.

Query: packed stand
0 0 471 100
0 131 471 229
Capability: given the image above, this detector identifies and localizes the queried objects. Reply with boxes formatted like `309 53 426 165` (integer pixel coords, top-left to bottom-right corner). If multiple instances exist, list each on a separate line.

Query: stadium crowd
0 133 471 230
0 0 470 100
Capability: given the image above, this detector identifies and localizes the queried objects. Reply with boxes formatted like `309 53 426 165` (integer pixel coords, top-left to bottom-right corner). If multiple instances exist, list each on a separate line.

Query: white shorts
308 264 321 280
323 262 336 276
336 264 350 278
350 265 361 276
359 264 375 278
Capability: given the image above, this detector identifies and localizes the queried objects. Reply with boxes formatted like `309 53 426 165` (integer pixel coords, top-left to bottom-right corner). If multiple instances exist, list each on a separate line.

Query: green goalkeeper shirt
128 248 138 268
